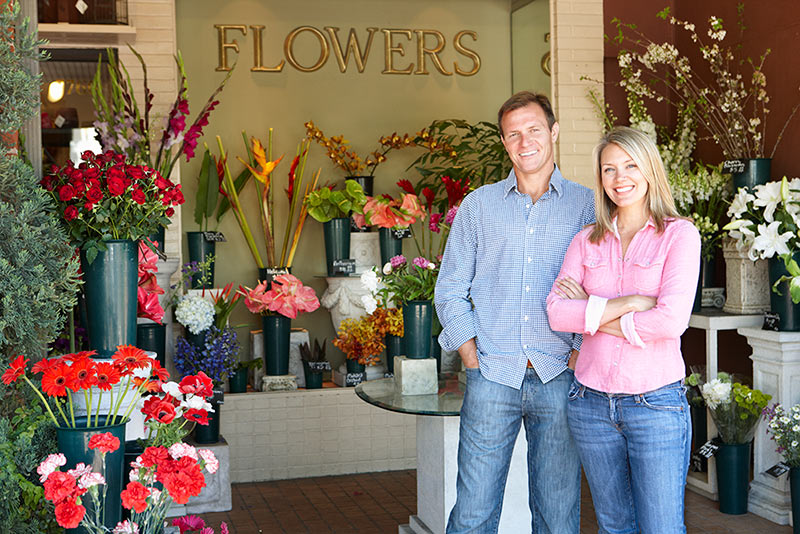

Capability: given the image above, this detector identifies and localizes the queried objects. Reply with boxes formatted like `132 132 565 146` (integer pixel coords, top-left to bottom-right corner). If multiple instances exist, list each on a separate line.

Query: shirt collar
611 216 656 239
503 164 564 199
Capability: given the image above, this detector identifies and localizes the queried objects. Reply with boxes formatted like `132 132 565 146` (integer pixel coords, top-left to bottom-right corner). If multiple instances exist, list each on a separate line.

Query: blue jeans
447 367 580 534
567 379 690 534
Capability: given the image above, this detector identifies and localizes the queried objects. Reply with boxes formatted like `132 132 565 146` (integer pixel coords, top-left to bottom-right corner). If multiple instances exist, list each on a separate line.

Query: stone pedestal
394 357 438 395
320 275 371 332
723 238 770 314
166 436 232 516
251 329 310 389
738 327 800 525
349 231 380 274
261 374 298 391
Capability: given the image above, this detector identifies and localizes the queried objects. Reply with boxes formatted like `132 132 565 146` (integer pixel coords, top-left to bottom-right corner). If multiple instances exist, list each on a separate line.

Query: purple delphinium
390 255 406 268
412 256 430 269
174 325 239 384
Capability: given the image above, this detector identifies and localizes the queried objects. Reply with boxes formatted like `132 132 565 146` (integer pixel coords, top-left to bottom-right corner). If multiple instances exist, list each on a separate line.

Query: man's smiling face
500 103 559 180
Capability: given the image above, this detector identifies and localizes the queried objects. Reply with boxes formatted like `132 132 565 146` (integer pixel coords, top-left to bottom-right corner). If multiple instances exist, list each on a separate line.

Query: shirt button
526 204 531 209
525 285 530 292
523 315 529 321
529 228 534 234
523 344 529 349
613 361 618 366
616 344 621 348
528 257 532 263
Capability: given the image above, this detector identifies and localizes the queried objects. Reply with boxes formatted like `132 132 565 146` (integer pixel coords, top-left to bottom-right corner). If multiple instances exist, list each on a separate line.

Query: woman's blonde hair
589 126 680 243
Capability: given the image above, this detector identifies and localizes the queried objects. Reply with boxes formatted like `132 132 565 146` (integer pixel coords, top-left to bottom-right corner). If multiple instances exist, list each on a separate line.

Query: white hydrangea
175 295 214 334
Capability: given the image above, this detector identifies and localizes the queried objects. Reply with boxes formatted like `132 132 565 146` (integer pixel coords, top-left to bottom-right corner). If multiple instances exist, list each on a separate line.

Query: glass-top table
354 372 465 416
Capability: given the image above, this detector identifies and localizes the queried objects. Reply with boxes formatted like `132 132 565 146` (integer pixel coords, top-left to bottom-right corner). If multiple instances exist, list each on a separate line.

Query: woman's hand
555 276 588 300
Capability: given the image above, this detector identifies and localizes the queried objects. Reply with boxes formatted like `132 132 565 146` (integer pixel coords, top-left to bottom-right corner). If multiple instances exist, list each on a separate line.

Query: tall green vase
402 300 433 359
768 254 800 331
136 322 166 367
323 218 351 276
385 334 404 373
262 315 291 375
379 228 403 266
81 240 138 358
228 367 248 393
716 442 751 514
186 231 215 289
56 416 128 534
731 158 771 191
791 467 800 534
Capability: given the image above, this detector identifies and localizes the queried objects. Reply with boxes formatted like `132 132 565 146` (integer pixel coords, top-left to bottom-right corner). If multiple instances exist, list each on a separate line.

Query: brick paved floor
197 470 792 533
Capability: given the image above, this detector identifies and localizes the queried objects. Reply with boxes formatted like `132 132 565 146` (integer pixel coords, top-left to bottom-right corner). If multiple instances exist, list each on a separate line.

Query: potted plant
217 132 320 280
304 180 367 276
239 274 320 377
359 189 426 266
700 373 772 514
299 338 330 389
764 402 800 532
608 7 800 188
360 270 404 374
723 177 800 329
229 357 261 394
332 315 384 384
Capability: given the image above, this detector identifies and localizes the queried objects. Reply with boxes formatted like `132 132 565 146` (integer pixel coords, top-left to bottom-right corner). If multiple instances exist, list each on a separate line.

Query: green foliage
0 383 60 534
304 180 366 222
0 3 48 138
237 356 263 371
408 119 511 201
194 147 221 231
0 157 81 360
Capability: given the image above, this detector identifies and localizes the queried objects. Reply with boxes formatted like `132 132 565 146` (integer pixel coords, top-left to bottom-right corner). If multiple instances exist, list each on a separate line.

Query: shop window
38 0 128 25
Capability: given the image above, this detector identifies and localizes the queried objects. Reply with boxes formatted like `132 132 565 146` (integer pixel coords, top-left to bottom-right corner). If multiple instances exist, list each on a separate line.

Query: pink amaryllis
362 192 426 229
239 274 320 319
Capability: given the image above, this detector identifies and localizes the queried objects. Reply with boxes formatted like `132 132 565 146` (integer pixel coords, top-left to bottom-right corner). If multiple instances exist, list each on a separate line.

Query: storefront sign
214 25 481 76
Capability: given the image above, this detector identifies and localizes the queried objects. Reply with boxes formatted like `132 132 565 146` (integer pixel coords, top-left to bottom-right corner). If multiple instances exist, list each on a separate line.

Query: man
435 92 595 534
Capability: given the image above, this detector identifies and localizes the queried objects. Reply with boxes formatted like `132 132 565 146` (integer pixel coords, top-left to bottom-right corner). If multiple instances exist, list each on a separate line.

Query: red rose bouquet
40 150 185 263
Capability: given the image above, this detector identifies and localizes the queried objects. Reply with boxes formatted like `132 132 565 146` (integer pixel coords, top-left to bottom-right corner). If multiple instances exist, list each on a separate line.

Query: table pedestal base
399 415 531 534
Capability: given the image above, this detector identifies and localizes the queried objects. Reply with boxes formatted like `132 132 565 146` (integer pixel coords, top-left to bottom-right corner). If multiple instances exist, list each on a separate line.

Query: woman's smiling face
600 143 649 211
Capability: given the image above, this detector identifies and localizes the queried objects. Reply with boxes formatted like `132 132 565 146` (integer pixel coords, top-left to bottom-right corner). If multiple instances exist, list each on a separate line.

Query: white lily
752 221 793 259
727 187 754 219
753 180 783 222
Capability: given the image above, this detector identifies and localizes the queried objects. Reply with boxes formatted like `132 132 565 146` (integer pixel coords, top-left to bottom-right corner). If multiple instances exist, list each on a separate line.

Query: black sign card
765 462 791 478
693 437 722 461
763 312 781 331
345 372 365 387
392 228 412 239
332 258 356 275
307 361 331 372
722 160 746 174
203 231 226 242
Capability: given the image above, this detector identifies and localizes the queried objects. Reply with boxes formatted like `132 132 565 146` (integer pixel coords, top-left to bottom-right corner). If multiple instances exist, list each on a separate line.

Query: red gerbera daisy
32 357 58 375
63 350 97 362
94 362 121 391
69 358 97 391
149 360 170 383
41 363 75 397
133 377 160 393
1 355 28 385
112 345 151 371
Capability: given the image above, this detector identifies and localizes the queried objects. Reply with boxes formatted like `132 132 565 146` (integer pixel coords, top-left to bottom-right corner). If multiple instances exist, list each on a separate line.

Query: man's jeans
567 379 690 534
446 367 580 534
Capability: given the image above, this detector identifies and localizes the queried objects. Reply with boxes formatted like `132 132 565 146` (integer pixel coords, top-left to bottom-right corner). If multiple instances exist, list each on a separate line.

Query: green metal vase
56 416 128 534
186 231 215 289
768 254 800 331
262 315 291 375
791 467 800 534
731 158 771 191
81 240 138 358
323 218 351 276
379 227 403 266
136 322 166 367
385 334 404 373
402 300 433 359
228 367 248 393
194 394 222 444
303 362 324 389
716 442 751 514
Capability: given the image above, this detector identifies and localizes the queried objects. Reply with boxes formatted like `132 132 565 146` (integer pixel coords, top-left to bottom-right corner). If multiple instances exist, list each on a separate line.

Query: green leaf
194 149 211 228
204 151 219 224
790 277 800 304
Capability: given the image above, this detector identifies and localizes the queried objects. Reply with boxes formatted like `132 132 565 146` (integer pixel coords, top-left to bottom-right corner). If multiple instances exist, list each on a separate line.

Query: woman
546 126 700 533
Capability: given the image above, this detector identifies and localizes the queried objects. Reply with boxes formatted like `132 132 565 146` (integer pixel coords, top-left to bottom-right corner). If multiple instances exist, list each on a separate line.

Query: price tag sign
212 389 225 405
75 0 88 14
692 437 721 463
54 115 66 128
307 361 331 372
765 462 791 478
722 160 746 174
345 372 365 387
202 231 226 242
332 259 356 276
763 312 781 331
392 228 411 239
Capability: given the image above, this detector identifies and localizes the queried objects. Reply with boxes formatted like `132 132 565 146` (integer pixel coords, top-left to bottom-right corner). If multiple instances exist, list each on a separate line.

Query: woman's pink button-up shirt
546 217 700 394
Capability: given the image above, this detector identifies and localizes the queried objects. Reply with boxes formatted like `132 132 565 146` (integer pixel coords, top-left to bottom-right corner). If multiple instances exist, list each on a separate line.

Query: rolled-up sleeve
546 232 591 334
625 222 701 343
435 195 478 352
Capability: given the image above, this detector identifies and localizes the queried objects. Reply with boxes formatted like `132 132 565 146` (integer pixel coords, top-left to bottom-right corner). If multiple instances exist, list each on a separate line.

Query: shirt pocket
632 256 666 293
581 256 612 293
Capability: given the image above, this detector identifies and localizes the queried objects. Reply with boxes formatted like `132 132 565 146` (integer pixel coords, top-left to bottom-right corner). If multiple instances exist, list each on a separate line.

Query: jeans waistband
580 379 684 399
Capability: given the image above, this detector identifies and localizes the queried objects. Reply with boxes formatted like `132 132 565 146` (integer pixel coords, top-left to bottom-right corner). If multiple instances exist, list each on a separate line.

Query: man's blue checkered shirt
435 166 595 390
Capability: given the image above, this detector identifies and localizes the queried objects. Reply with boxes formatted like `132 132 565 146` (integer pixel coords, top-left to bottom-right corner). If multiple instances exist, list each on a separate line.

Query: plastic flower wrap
239 274 320 319
174 295 215 335
763 403 800 467
700 373 771 444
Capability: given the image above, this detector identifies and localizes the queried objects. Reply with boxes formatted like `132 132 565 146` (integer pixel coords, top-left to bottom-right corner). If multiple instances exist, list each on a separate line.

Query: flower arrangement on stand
240 274 320 379
700 372 771 514
763 403 800 468
333 315 385 372
359 189 426 266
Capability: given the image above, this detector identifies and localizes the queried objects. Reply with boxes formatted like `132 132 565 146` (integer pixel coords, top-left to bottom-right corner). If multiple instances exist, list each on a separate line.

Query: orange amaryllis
2 345 167 429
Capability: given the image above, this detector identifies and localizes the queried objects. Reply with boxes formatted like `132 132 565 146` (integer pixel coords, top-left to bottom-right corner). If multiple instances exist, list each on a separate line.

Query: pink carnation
198 449 219 474
78 472 106 489
38 453 67 482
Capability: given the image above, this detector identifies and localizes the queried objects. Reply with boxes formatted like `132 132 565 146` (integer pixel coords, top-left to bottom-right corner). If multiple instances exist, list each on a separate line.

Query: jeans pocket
640 388 684 412
567 380 582 401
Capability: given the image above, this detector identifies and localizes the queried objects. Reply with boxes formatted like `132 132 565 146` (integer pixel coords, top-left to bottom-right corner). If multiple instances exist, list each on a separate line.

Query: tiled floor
198 470 792 533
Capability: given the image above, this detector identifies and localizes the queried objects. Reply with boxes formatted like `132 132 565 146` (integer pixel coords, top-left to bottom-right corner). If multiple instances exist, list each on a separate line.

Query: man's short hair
497 91 556 137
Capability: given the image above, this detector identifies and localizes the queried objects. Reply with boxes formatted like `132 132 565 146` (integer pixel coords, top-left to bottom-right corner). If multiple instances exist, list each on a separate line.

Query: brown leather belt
527 360 534 368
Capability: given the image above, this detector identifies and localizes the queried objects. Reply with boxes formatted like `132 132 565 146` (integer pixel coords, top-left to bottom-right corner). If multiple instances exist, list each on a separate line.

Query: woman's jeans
567 379 690 534
446 367 581 534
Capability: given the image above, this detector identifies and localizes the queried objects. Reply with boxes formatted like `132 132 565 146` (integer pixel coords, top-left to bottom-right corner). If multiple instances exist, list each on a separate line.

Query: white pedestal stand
738 327 800 525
